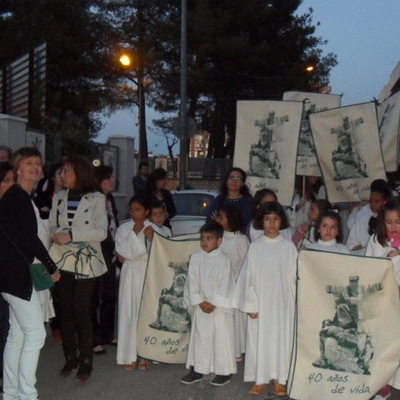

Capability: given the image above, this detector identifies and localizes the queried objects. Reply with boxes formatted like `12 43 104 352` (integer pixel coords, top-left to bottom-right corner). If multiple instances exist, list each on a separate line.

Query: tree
139 0 338 157
0 0 121 160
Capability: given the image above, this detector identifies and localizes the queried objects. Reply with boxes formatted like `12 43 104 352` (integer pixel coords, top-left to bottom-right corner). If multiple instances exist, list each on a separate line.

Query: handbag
1 228 54 291
30 263 54 291
48 242 103 277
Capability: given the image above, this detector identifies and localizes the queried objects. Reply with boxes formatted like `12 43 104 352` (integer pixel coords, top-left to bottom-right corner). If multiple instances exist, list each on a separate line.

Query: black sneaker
75 364 92 382
180 370 203 384
210 374 232 386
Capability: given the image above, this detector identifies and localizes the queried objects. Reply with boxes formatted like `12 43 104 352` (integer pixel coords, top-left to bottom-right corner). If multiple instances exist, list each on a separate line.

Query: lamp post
119 54 148 162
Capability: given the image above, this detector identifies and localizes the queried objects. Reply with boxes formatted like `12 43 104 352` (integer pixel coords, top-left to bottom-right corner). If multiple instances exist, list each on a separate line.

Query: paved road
32 328 287 400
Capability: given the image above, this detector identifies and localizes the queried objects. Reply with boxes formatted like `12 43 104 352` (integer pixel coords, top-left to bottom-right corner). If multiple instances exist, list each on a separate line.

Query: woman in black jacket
0 147 59 400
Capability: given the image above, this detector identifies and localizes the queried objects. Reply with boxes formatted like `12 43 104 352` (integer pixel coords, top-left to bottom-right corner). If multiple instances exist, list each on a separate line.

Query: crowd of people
0 146 400 400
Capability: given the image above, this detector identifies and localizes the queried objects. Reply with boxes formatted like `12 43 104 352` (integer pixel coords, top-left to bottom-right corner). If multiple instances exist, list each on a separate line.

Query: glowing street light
119 52 148 161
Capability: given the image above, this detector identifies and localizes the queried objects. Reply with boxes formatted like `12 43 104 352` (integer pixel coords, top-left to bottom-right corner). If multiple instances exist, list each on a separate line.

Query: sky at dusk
97 1 400 155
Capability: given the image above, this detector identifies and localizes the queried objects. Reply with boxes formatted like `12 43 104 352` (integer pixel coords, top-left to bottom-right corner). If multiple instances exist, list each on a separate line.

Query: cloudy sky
98 1 400 154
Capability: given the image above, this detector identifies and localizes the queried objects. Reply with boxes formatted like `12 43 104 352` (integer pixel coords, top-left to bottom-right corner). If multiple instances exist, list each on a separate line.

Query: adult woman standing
49 155 108 381
147 168 176 230
0 147 60 400
207 167 253 233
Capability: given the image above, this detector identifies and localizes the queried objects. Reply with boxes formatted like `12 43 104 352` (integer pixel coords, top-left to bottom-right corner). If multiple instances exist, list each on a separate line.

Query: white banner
234 100 303 205
378 91 400 172
310 102 386 203
289 250 400 400
137 233 200 363
283 91 342 177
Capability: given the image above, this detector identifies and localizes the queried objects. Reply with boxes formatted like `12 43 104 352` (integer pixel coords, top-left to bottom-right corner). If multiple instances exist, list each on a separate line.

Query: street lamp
119 52 148 162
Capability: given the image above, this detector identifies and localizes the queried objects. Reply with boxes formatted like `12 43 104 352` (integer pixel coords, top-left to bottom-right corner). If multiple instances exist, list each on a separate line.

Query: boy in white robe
180 221 236 387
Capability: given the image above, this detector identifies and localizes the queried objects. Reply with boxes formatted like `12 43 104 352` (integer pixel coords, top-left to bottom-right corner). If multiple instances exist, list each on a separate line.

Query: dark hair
148 168 167 193
200 221 224 238
95 165 113 183
253 201 289 230
217 204 243 233
149 199 164 212
370 179 391 199
62 155 97 193
253 188 277 206
0 145 13 160
220 167 251 198
138 161 149 170
311 199 332 215
12 147 42 170
314 211 344 243
128 194 150 210
0 161 13 183
375 198 400 246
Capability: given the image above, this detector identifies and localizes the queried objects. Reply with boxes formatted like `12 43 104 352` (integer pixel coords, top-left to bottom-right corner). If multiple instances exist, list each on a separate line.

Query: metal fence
149 157 233 179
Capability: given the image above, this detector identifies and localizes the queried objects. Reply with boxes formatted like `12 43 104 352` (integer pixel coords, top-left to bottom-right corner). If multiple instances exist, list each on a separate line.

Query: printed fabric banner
137 232 200 364
234 100 303 206
378 91 400 172
309 102 386 203
289 250 400 400
283 91 342 177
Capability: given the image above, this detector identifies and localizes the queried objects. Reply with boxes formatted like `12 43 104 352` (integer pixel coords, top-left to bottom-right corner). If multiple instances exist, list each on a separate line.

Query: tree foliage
0 0 337 159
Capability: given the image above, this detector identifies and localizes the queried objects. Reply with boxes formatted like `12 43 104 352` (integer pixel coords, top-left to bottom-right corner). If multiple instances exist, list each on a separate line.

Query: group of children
114 180 400 399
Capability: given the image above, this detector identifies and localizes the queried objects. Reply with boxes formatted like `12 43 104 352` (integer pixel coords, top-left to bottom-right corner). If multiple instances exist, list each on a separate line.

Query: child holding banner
366 197 400 400
233 201 298 396
305 210 349 254
115 195 153 371
216 204 250 362
180 221 237 386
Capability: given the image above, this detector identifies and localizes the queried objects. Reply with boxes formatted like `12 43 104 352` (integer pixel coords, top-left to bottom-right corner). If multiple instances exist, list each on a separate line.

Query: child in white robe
249 188 293 242
233 201 297 396
216 204 249 361
149 199 172 238
180 221 236 387
305 210 349 254
366 198 400 400
346 180 391 255
115 195 153 371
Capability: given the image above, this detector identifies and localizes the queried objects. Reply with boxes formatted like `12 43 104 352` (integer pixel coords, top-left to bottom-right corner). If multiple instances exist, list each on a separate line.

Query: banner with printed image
283 91 342 177
378 91 400 172
234 100 303 206
309 102 386 203
137 232 200 363
288 250 400 400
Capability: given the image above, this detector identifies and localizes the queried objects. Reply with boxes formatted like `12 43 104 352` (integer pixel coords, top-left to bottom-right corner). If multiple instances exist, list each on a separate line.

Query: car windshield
172 193 215 217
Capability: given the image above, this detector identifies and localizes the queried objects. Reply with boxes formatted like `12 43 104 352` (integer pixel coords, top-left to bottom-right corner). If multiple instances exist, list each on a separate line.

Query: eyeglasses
228 176 243 182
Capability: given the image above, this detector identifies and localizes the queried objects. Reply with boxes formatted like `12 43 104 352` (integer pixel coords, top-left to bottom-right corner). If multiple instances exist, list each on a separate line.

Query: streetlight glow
305 65 315 72
119 54 132 67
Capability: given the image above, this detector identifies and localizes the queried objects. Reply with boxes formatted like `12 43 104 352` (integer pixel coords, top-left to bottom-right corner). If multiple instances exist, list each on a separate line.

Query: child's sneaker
273 381 287 397
180 369 203 384
210 374 232 386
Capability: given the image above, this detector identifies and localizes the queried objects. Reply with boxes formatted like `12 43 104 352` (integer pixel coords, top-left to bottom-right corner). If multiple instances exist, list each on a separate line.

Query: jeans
1 290 46 400
0 294 10 376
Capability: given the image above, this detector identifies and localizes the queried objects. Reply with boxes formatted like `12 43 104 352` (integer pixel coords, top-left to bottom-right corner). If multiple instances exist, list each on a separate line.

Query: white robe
305 239 349 254
220 231 249 358
346 203 373 254
184 248 237 375
115 219 151 364
233 234 297 385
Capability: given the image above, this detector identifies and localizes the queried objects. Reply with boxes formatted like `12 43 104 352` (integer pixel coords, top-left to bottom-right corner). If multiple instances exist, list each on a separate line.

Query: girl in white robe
305 211 349 255
365 198 400 399
234 201 297 397
216 204 249 361
115 196 153 371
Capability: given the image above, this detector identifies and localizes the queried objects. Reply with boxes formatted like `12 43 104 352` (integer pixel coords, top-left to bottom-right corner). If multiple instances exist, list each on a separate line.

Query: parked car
170 190 218 236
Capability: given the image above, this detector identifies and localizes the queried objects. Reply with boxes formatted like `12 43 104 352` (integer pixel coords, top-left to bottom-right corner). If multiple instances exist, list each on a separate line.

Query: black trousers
91 261 117 345
56 272 97 365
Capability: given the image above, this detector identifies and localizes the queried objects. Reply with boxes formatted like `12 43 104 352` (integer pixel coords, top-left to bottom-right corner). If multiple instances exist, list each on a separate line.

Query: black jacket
0 184 58 300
